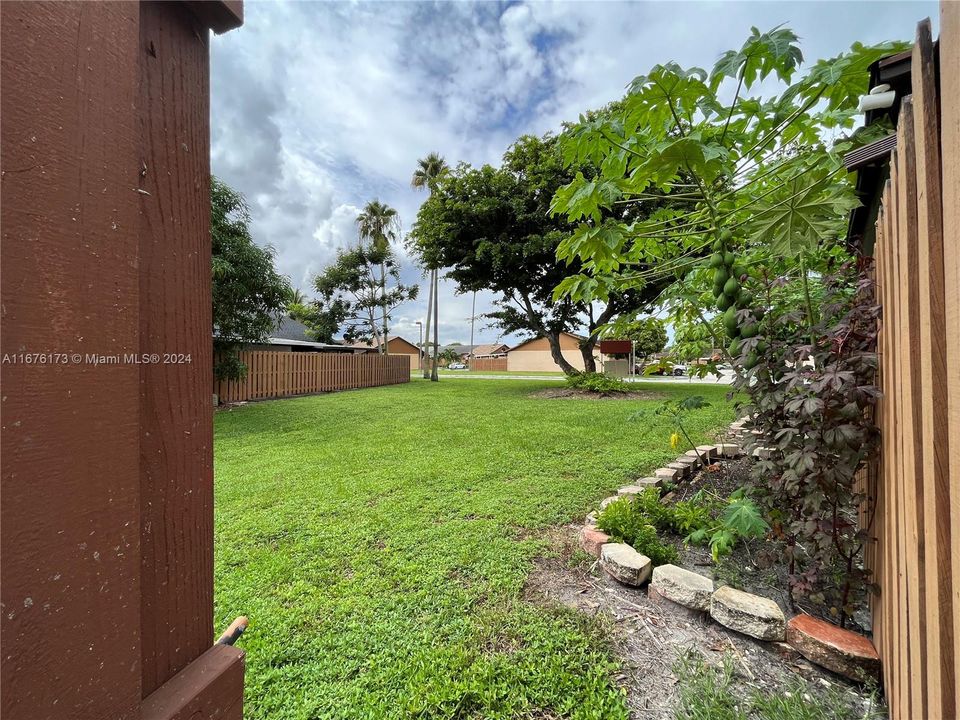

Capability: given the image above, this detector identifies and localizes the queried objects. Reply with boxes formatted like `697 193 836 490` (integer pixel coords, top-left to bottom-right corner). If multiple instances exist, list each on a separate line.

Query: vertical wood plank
898 100 929 717
0 3 143 717
939 1 960 710
912 18 953 717
138 1 214 695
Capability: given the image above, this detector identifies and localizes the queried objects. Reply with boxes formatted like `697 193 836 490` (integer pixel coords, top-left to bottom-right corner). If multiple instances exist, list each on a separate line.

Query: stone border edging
575 416 880 683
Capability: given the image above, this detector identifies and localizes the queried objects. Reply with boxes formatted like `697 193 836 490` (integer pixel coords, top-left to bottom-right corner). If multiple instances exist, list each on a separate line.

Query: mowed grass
214 378 734 719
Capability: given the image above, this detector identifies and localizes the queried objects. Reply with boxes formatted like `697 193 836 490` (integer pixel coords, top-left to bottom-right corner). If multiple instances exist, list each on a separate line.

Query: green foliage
214 379 734 718
565 371 629 395
438 347 462 365
550 25 908 328
599 487 765 564
211 177 292 380
732 260 880 624
620 316 669 360
308 241 418 346
408 133 670 374
673 650 876 720
635 394 711 458
596 497 679 566
685 491 768 561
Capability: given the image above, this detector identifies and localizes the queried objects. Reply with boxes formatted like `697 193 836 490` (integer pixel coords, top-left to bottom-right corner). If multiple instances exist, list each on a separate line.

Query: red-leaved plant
731 258 880 626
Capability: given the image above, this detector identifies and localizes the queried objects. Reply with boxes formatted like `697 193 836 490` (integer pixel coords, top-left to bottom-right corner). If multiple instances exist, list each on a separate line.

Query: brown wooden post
1 2 244 718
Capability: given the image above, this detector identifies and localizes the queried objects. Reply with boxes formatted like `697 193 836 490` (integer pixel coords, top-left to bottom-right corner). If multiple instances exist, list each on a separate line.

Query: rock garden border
578 417 881 684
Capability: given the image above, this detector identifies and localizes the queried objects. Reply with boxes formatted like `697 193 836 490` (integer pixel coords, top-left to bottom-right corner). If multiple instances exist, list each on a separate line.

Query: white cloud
211 0 936 345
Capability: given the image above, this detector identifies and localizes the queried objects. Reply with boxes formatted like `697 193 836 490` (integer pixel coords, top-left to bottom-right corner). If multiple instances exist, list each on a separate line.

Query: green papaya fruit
741 323 759 338
714 266 729 287
723 251 735 266
723 277 740 297
728 339 741 356
709 253 725 269
712 239 725 253
720 229 733 242
716 293 732 311
723 306 738 332
744 351 759 369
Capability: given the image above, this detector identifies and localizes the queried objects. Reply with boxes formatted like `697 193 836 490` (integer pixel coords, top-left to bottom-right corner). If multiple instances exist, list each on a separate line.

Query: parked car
672 364 688 376
448 362 467 370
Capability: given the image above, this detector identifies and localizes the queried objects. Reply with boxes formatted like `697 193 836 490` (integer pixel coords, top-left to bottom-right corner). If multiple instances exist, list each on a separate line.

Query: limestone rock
650 564 713 611
710 586 786 640
654 467 680 481
600 543 652 586
716 443 742 458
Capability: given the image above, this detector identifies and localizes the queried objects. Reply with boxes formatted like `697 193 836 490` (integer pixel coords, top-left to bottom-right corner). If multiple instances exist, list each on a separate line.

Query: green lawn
214 378 734 719
432 369 564 377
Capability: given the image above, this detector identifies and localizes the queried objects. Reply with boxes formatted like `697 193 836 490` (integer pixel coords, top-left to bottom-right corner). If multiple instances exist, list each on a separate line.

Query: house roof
346 335 418 351
844 48 914 254
215 315 350 351
472 343 508 356
443 342 508 356
506 331 587 352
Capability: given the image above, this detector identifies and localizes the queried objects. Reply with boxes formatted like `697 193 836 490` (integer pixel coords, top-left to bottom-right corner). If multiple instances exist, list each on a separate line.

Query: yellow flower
670 432 680 450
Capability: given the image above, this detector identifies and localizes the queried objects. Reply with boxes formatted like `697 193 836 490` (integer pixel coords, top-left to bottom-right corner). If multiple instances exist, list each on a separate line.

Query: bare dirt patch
528 388 666 401
523 524 881 720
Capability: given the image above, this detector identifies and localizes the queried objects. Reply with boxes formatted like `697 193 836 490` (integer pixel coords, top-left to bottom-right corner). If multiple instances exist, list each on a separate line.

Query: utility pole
468 291 476 368
416 320 423 371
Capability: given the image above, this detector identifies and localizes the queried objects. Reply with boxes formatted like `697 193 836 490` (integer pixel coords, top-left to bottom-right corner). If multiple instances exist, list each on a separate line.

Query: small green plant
565 371 629 395
670 493 717 535
673 650 746 720
595 496 679 566
633 395 712 461
687 490 768 561
598 487 766 564
673 650 877 720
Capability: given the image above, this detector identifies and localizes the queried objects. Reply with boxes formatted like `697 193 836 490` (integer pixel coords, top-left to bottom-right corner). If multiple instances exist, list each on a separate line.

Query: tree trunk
580 335 598 373
422 268 433 378
545 330 577 375
430 269 439 381
381 261 389 355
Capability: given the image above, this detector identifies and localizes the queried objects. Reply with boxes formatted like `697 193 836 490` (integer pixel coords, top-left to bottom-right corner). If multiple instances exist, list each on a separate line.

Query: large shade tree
211 177 291 380
409 134 669 375
410 152 450 381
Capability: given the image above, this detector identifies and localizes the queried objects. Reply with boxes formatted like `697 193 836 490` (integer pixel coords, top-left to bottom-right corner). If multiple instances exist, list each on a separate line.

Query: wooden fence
864 9 960 719
469 357 508 372
215 351 410 403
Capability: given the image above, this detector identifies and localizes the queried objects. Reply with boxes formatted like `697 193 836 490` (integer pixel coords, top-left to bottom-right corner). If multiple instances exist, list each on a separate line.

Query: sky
210 0 937 347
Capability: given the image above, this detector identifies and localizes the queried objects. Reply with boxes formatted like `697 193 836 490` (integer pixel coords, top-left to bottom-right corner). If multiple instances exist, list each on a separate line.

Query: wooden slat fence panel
213 351 409 403
865 10 959 718
469 357 508 372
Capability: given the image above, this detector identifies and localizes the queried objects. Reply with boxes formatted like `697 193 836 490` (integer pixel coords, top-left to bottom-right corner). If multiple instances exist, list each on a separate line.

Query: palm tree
356 200 400 354
411 152 450 381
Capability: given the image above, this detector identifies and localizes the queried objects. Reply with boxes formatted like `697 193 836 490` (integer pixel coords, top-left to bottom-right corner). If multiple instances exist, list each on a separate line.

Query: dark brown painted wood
141 645 245 720
2 1 243 716
137 0 216 696
1 3 143 718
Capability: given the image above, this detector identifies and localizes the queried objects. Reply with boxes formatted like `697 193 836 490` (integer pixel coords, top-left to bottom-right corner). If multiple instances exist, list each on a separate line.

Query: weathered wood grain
0 3 143 718
137 0 217 695
939 1 960 709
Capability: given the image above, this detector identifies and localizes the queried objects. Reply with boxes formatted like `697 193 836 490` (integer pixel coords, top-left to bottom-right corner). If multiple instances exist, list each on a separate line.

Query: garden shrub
597 488 767 565
565 371 628 395
595 496 679 566
731 259 881 624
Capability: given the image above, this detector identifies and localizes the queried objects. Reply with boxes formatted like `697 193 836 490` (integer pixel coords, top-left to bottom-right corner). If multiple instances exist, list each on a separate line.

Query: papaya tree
549 28 908 622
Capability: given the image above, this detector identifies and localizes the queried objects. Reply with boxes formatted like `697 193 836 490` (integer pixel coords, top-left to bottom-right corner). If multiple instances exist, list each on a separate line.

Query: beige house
506 332 599 372
349 336 421 370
